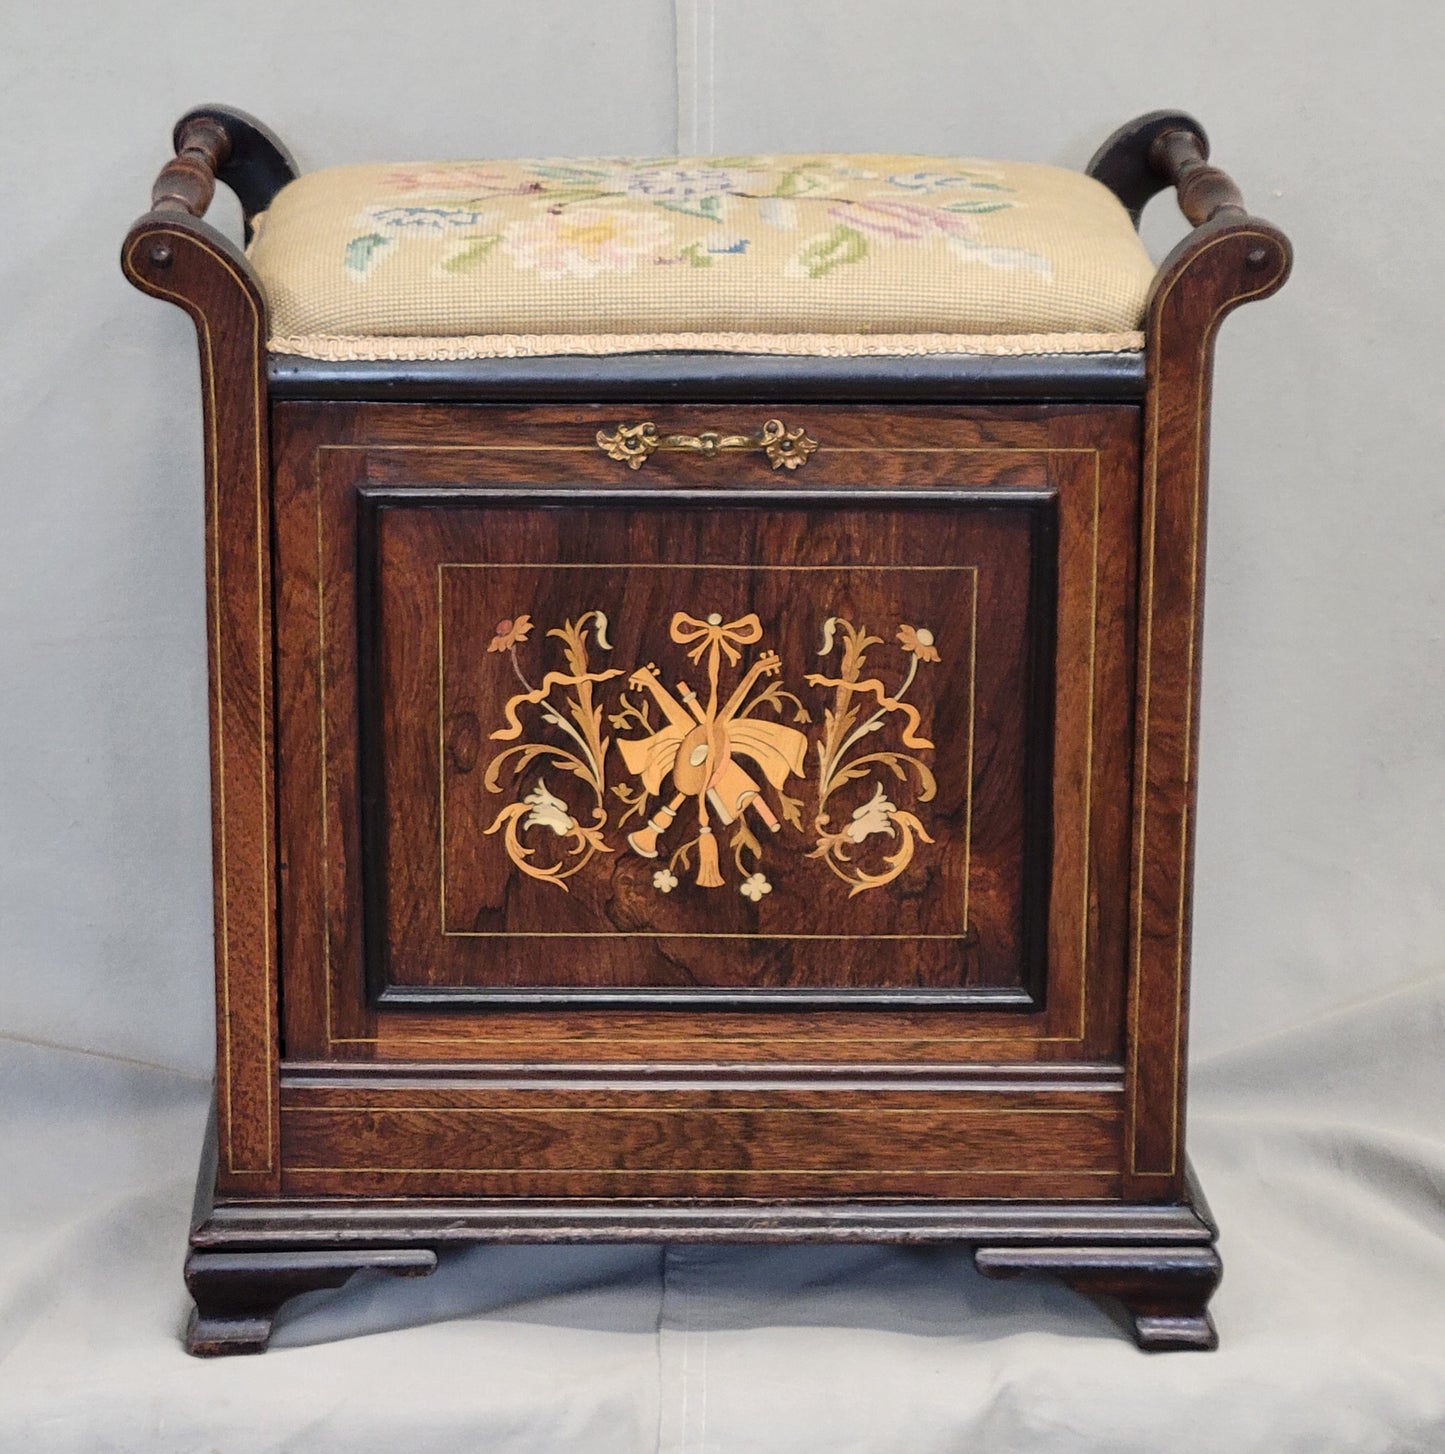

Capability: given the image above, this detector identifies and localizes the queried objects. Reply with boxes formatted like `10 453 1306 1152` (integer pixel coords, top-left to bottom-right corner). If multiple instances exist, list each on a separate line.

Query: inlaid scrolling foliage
478 606 944 899
481 610 620 887
807 617 939 896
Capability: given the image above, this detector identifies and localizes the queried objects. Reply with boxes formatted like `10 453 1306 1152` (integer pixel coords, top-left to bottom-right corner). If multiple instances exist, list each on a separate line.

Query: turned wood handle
150 115 232 217
137 106 298 243
1149 128 1246 227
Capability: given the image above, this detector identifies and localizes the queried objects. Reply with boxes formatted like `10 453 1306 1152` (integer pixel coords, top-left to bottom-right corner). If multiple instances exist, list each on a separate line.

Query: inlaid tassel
695 823 724 888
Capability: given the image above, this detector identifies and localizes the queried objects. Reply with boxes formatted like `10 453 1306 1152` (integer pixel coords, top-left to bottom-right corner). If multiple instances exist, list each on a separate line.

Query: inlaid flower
844 783 898 844
897 624 940 662
520 779 576 837
489 614 533 653
652 868 679 893
739 872 773 902
501 206 672 278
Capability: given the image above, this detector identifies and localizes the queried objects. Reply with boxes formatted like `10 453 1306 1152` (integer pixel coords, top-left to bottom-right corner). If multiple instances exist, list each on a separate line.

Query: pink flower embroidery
501 206 672 278
383 164 511 192
830 199 979 242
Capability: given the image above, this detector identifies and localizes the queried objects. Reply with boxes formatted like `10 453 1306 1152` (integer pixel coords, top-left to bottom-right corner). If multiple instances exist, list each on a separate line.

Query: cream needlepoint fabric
248 154 1156 360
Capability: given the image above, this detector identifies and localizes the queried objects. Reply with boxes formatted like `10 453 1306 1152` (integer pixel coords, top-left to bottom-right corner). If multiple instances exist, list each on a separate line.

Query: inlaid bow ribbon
618 610 807 888
670 611 763 667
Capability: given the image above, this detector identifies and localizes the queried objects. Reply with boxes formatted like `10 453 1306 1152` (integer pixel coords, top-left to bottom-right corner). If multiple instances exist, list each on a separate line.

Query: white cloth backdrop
2 2 1443 1448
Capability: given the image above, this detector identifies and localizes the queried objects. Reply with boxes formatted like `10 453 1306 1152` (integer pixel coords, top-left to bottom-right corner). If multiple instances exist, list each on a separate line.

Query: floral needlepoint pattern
501 207 673 278
477 603 948 901
254 149 1162 348
488 615 532 652
309 154 1082 318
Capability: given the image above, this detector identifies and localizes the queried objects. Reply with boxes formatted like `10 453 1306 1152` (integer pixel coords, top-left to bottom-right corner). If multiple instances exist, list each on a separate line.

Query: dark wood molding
267 350 1148 404
353 481 1058 1014
278 1060 1126 1090
195 1191 1215 1249
376 984 1037 1010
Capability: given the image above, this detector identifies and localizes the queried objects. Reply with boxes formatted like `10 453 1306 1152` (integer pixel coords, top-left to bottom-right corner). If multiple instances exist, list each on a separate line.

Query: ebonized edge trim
267 350 1147 404
193 1184 1216 1248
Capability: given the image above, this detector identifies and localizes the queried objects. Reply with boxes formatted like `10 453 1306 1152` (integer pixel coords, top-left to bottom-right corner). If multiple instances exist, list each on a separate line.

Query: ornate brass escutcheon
596 418 819 472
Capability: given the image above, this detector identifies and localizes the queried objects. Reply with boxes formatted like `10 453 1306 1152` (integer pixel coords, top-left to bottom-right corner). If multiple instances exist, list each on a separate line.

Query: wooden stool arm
1149 127 1247 228
1088 109 1287 247
122 105 295 316
149 115 230 218
142 105 298 239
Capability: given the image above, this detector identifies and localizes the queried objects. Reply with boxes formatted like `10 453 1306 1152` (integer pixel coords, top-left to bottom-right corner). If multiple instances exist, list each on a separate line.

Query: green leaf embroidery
530 164 611 182
656 195 724 222
442 234 503 272
535 187 614 205
774 165 829 198
798 225 868 279
343 233 391 277
679 241 713 268
943 200 1013 215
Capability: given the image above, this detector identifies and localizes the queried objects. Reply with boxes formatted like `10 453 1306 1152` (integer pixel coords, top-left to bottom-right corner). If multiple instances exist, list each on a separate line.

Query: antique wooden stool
122 106 1290 1354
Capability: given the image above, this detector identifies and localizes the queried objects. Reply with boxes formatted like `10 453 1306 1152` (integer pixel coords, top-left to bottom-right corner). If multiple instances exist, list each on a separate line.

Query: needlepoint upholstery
247 153 1156 360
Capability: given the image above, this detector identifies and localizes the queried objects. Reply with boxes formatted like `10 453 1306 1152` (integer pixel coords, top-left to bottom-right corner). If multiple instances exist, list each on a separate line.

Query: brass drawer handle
596 418 820 472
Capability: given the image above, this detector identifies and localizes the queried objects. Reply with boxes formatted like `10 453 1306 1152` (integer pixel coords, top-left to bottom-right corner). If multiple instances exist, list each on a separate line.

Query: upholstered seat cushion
247 153 1156 360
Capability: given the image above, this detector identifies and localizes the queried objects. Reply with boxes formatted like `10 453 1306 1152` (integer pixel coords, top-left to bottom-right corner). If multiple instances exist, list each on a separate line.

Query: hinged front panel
274 403 1139 1074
